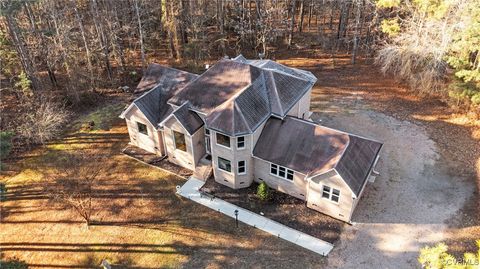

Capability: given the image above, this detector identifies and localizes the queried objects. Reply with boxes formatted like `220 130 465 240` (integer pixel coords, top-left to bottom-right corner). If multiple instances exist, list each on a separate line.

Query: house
120 55 382 222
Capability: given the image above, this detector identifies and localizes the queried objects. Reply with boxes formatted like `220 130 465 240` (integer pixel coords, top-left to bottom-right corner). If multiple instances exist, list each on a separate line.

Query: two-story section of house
120 55 382 222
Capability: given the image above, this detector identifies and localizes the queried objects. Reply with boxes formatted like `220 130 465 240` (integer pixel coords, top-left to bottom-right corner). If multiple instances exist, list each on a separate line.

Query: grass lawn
0 102 325 268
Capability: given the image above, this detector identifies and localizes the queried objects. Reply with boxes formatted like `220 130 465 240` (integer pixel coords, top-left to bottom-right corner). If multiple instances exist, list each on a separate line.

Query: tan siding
285 89 312 119
163 116 195 170
191 127 206 166
253 158 308 200
307 172 354 222
124 106 163 155
298 89 312 119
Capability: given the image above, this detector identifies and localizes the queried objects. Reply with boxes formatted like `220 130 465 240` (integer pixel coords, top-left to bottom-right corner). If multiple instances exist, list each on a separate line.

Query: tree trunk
217 0 226 56
134 0 147 73
73 0 95 87
5 13 40 92
91 0 113 82
351 0 362 64
24 2 58 88
307 0 313 30
287 0 297 47
298 0 305 33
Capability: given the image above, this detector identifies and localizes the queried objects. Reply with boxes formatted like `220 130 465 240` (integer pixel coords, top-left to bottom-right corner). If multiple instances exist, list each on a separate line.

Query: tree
1 0 40 92
47 152 106 228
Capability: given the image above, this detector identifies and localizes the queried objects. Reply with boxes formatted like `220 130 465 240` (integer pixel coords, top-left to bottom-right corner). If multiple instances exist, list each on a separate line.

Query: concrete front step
193 163 213 181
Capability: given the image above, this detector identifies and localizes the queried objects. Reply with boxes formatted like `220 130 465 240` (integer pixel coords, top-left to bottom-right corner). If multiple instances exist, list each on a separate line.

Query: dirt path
311 99 474 268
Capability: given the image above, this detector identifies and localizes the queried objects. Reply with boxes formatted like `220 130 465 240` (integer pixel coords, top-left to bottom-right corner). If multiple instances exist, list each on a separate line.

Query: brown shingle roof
253 117 382 196
253 117 349 175
135 63 198 94
169 60 261 113
172 103 204 135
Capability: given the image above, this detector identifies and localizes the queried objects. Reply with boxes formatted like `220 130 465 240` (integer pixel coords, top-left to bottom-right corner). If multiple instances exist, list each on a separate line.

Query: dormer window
216 133 230 148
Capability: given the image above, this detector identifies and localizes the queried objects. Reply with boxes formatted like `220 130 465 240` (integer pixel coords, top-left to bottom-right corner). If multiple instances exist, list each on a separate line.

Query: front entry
205 136 211 155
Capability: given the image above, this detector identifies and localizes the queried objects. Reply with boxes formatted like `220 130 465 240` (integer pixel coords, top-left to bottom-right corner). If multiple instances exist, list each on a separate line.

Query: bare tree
47 152 105 229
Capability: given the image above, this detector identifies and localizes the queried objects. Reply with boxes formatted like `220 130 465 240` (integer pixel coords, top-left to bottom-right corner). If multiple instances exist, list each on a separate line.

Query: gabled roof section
168 60 261 113
253 117 349 175
135 63 199 94
253 116 382 196
120 63 198 127
172 103 204 135
120 85 174 127
335 135 382 196
247 59 317 83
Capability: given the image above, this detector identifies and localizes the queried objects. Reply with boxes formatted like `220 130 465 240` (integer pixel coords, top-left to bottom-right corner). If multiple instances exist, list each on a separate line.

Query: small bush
257 182 271 201
0 131 14 160
17 99 70 145
418 240 480 269
0 257 28 269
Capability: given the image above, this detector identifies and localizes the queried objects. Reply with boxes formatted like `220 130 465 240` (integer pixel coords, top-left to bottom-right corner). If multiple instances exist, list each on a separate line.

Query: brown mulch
122 144 192 178
200 178 345 244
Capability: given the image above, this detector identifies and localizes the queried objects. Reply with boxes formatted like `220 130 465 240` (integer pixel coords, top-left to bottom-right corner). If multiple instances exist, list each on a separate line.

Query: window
238 160 246 174
137 122 148 135
216 133 230 148
270 163 294 181
205 128 210 135
237 136 245 149
322 185 340 203
218 157 231 172
173 131 187 151
270 164 278 174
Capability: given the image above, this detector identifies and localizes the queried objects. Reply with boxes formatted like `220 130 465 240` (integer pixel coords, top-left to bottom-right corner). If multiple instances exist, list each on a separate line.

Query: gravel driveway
312 105 474 268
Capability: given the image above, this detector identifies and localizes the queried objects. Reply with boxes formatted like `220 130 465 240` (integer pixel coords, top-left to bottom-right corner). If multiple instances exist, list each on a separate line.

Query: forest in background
0 0 479 155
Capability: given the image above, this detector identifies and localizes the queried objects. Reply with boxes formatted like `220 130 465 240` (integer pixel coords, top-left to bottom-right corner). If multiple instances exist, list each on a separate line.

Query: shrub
418 240 480 269
17 100 70 145
257 182 271 201
0 257 28 269
0 131 14 160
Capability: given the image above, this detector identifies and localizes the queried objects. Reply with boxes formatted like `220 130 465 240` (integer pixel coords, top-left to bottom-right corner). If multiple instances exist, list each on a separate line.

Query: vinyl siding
253 158 308 200
124 106 163 155
163 116 195 170
286 88 311 119
307 171 355 222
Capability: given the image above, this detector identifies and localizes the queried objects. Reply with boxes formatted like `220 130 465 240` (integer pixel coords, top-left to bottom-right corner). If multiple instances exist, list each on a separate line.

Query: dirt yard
1 52 479 268
0 102 325 268
201 179 344 244
282 53 479 268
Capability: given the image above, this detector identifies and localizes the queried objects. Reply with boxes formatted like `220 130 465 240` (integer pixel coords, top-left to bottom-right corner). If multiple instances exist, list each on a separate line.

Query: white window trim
236 136 246 150
137 122 149 136
269 163 294 182
215 133 231 149
237 160 246 175
321 185 340 204
217 156 233 174
172 130 187 152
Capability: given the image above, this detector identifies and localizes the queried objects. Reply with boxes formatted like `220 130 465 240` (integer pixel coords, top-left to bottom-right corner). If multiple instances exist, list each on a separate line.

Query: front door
205 136 211 154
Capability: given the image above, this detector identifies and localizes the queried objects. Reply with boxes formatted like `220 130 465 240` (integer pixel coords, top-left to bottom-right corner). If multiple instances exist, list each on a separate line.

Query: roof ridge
233 101 253 133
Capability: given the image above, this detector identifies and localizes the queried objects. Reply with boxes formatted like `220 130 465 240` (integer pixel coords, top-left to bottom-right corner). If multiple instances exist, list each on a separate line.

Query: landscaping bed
122 144 192 178
200 178 345 244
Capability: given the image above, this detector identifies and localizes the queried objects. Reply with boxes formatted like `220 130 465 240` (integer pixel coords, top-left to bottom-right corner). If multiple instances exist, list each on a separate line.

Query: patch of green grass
72 103 125 132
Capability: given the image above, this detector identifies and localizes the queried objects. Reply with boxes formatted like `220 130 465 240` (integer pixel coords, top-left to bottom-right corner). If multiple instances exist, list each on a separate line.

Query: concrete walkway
177 177 334 256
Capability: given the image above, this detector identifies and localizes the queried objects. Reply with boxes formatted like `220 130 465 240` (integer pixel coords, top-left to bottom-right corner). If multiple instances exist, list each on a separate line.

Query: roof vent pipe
205 64 210 70
258 52 265 60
